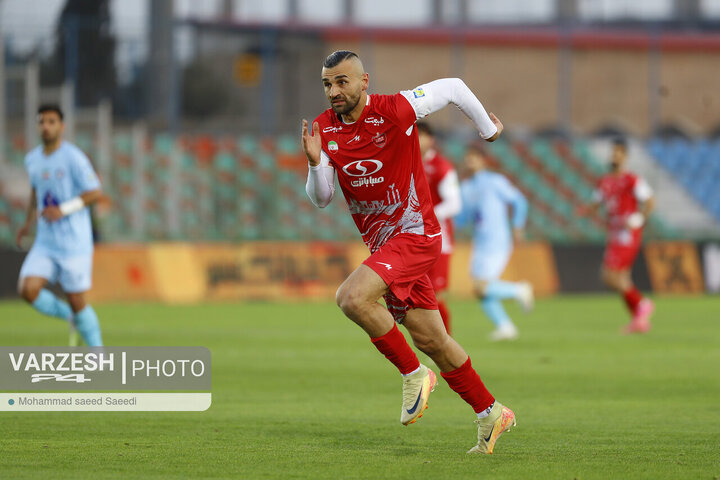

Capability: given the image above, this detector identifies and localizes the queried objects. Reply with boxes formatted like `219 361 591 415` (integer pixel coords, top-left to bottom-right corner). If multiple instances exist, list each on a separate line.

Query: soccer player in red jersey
301 50 516 454
578 138 656 333
417 122 461 335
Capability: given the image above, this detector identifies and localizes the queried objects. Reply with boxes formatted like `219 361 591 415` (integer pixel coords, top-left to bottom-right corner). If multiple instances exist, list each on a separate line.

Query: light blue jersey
25 141 100 257
456 170 527 255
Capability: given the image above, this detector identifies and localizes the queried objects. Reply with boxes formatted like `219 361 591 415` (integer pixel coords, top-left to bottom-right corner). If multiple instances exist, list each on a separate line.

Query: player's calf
20 280 73 322
73 304 103 347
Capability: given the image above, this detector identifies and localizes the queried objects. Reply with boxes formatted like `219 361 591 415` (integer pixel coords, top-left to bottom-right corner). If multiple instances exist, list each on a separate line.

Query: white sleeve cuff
306 151 336 208
59 197 85 216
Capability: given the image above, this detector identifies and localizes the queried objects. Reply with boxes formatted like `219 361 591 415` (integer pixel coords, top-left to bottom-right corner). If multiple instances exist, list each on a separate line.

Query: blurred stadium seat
0 132 704 244
648 137 720 222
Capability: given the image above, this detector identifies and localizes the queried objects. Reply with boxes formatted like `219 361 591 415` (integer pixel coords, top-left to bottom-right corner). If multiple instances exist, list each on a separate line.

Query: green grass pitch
0 296 718 479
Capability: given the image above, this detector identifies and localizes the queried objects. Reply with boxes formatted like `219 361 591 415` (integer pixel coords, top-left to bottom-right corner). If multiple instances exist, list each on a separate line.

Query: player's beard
331 91 361 115
610 161 620 172
41 132 60 146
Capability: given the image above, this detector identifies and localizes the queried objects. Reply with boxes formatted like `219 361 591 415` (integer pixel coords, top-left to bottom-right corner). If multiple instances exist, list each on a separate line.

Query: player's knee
19 282 40 303
472 280 489 299
335 284 364 318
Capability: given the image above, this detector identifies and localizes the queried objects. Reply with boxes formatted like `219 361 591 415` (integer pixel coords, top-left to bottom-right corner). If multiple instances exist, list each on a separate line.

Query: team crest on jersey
412 87 425 98
372 132 387 149
55 169 65 179
328 141 339 153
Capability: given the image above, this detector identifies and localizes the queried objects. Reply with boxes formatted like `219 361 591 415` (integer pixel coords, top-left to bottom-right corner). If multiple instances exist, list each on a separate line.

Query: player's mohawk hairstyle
323 50 359 68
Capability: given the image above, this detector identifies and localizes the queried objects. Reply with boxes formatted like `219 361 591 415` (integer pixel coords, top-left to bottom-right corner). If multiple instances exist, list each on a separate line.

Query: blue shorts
470 249 511 281
18 248 93 293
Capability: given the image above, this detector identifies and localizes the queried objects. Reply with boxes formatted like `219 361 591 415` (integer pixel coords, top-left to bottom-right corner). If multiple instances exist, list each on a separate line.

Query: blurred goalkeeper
301 50 515 454
577 138 655 333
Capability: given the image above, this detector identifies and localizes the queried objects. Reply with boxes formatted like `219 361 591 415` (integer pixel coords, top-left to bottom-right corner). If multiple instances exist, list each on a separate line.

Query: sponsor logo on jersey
342 159 383 177
364 116 385 126
412 87 425 98
323 126 343 133
350 176 384 188
42 169 51 180
328 141 339 153
372 133 387 149
347 135 361 144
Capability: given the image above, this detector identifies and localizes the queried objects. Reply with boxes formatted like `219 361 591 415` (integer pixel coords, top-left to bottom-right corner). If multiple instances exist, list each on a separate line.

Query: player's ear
361 72 369 92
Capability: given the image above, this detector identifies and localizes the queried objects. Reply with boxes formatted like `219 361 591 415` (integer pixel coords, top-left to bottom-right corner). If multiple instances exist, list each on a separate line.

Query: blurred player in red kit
417 122 461 335
578 138 655 333
301 50 515 454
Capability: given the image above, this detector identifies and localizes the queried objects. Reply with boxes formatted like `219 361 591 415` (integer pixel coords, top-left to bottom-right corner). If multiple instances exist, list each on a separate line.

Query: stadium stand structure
645 137 720 231
0 132 715 245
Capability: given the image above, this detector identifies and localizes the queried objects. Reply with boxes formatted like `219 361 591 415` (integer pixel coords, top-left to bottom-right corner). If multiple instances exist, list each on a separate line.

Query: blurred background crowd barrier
1 0 719 300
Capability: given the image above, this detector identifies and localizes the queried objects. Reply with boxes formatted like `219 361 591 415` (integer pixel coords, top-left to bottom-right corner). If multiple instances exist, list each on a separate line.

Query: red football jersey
314 94 440 252
423 150 455 252
596 171 651 245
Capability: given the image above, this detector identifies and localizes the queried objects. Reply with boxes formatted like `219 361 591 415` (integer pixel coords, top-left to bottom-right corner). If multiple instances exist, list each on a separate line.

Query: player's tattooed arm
15 188 37 248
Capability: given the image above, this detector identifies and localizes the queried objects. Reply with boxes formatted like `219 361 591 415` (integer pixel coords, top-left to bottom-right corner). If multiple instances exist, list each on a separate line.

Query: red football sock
438 301 452 336
370 324 420 375
623 287 643 314
441 357 495 413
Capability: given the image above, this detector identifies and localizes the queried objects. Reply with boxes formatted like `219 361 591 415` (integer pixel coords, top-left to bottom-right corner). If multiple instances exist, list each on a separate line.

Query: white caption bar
0 393 211 411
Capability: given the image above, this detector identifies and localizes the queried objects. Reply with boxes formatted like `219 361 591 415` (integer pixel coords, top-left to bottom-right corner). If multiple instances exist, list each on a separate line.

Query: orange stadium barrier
450 242 559 298
643 242 705 294
88 242 559 303
90 245 160 302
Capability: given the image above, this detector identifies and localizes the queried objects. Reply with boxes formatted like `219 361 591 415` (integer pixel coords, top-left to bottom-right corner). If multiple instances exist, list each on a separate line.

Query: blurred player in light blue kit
456 144 534 341
15 104 104 346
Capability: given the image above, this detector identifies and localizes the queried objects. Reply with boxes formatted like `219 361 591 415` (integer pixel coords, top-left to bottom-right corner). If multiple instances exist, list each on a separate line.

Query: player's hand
301 119 321 167
41 206 63 222
486 113 503 142
513 227 525 243
15 224 30 249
